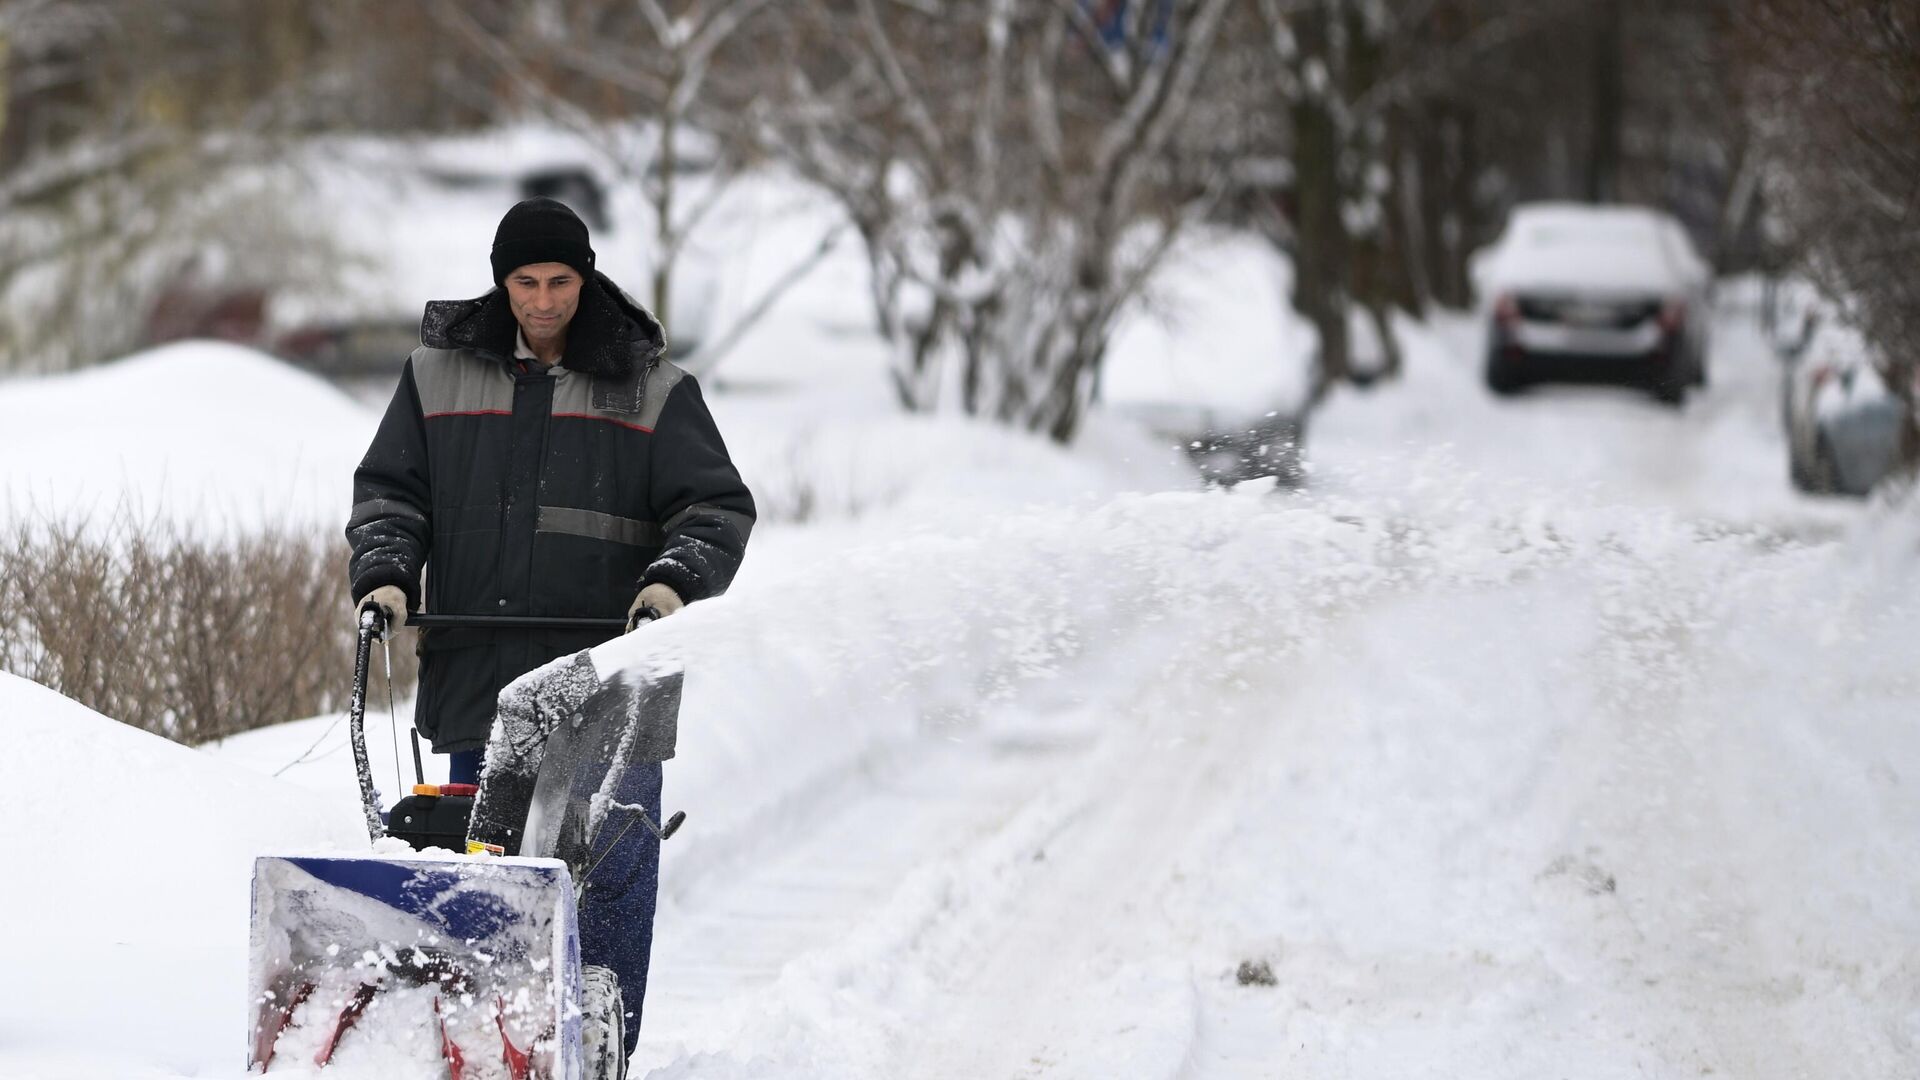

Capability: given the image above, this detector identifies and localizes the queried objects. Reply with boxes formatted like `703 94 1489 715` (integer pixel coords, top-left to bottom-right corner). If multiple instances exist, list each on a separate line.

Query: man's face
504 263 582 350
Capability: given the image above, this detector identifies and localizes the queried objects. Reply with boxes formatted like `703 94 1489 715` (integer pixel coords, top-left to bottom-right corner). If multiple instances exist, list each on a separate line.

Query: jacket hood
418 271 666 380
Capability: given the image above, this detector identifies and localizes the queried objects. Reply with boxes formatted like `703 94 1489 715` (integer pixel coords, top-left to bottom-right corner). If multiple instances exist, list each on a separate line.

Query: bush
0 512 417 745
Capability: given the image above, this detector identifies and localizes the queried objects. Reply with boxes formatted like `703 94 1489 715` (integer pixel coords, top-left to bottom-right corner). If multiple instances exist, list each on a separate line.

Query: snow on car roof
1507 201 1671 237
1477 202 1708 299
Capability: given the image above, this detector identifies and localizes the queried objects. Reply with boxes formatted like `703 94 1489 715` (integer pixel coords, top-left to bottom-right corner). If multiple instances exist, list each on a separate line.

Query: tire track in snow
627 599 1292 1078
630 704 1128 1078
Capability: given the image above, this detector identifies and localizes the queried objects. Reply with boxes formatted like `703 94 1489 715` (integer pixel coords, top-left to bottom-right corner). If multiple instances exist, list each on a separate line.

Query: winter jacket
346 273 754 752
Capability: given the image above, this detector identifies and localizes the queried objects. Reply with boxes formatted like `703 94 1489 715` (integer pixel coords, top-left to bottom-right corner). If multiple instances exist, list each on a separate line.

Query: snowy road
608 305 1920 1077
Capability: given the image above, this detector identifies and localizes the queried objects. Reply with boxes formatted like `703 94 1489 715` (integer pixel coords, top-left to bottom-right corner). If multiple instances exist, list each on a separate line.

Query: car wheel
1788 440 1818 492
1649 351 1688 405
1486 351 1525 396
1809 433 1842 495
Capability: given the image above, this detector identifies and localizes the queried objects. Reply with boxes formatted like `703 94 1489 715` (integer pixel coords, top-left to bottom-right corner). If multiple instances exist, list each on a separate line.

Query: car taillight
1658 298 1686 334
1494 293 1520 327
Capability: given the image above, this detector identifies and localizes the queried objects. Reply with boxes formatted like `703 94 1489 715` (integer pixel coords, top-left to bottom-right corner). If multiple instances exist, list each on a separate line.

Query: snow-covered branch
753 0 1239 440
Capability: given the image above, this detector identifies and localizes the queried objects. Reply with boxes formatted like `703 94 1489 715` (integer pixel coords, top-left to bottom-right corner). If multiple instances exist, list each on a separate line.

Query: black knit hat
490 197 596 285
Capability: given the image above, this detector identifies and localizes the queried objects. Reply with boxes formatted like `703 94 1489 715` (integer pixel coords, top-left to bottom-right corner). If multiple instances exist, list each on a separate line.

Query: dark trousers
449 748 484 785
449 748 660 1057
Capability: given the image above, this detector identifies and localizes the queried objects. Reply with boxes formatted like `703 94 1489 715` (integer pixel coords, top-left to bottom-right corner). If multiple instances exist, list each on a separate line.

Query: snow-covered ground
0 339 374 534
4 189 1917 1079
0 675 364 1078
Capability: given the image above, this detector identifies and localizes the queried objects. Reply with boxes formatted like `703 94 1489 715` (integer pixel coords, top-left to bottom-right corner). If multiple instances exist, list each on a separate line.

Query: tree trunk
0 28 11 153
1291 91 1351 389
1392 116 1431 313
1587 0 1624 203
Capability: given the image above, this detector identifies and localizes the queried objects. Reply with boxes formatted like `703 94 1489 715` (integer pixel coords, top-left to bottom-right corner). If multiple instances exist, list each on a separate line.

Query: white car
1473 203 1713 404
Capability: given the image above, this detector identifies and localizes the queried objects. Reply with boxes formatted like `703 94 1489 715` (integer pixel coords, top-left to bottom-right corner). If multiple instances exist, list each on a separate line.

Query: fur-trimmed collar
418 271 666 380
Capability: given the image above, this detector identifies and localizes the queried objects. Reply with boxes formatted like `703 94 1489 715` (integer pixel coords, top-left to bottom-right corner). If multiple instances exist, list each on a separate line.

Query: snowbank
0 340 376 534
0 672 363 1079
715 404 1190 525
564 451 1907 1077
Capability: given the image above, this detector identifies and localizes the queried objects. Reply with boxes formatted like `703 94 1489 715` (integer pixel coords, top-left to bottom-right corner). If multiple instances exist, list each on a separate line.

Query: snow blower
247 606 684 1079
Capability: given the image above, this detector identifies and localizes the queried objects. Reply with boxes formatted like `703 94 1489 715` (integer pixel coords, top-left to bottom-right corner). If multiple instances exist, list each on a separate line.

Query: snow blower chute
247 607 684 1078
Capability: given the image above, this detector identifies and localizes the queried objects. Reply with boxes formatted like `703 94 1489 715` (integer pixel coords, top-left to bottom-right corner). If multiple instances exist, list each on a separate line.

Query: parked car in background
1765 281 1910 496
1472 203 1713 405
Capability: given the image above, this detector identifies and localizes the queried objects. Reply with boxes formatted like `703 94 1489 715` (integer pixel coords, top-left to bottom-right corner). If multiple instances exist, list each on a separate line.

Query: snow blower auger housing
247 606 683 1078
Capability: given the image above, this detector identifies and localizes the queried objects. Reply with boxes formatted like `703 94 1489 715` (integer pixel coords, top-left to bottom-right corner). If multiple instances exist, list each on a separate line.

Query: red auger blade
253 980 314 1071
313 982 379 1067
435 996 466 1080
496 995 532 1080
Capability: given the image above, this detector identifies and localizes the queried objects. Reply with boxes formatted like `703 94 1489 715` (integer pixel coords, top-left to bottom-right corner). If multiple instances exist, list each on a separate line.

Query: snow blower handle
409 613 631 632
349 606 389 843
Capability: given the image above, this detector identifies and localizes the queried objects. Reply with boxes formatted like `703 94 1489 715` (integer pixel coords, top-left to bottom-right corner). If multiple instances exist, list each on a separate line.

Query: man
345 196 754 1062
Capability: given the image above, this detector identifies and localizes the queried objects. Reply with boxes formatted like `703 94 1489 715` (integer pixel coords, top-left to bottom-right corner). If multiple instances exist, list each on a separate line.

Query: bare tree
430 0 816 371
1746 0 1920 465
751 0 1233 443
